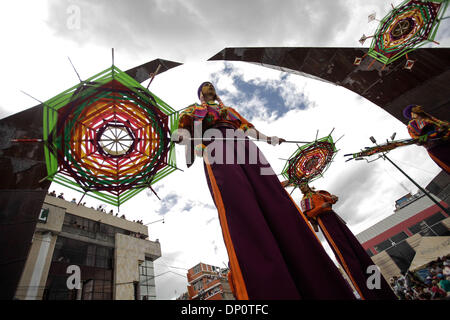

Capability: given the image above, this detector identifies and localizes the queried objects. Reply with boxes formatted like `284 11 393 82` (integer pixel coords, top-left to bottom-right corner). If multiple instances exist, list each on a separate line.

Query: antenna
147 64 162 90
112 48 115 66
68 57 82 82
390 132 396 141
20 90 43 104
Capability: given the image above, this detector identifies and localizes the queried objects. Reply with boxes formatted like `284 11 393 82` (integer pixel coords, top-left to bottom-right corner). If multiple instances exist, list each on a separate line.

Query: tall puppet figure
292 182 397 300
403 105 450 173
174 82 355 300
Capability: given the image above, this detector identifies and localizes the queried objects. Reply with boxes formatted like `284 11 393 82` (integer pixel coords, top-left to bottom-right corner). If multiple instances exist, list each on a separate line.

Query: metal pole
383 154 449 214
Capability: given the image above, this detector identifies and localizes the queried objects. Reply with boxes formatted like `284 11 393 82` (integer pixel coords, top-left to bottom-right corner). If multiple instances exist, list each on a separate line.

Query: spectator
415 286 431 300
430 262 443 275
109 210 114 215
430 280 446 299
424 275 432 286
403 271 413 290
385 255 450 300
404 289 414 300
438 274 450 293
443 261 450 276
71 198 76 203
58 193 64 199
394 278 406 299
49 190 56 197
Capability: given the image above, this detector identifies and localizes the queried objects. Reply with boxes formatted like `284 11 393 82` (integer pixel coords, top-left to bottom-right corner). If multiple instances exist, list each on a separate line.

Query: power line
155 257 188 271
15 269 187 291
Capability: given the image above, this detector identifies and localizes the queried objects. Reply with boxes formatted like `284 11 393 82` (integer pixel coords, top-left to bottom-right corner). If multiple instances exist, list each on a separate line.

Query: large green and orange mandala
281 135 337 187
43 65 179 207
368 0 449 65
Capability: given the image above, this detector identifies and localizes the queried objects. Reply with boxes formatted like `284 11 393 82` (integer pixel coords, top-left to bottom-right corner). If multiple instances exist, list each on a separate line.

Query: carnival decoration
281 133 338 187
42 65 179 207
344 137 418 162
355 0 449 69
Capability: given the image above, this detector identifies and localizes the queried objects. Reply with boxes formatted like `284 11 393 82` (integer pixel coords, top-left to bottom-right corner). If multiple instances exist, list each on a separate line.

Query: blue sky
212 63 310 120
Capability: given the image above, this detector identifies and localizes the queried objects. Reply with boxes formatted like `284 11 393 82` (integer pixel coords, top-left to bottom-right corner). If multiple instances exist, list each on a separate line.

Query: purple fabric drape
202 126 356 300
318 211 397 300
427 142 450 173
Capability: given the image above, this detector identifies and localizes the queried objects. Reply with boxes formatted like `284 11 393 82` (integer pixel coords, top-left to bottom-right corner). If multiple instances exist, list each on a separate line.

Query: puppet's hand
418 134 428 145
267 136 285 146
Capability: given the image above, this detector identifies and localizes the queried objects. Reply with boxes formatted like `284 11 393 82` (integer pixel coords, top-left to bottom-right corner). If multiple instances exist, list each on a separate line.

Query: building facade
356 191 450 281
14 195 161 300
186 263 235 300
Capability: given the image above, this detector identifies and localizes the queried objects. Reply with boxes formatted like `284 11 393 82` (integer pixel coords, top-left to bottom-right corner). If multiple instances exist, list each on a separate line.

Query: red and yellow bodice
300 190 336 219
179 102 254 133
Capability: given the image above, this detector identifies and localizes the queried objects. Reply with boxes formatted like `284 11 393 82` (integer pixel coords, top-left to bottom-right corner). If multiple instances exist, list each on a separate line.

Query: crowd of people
390 255 450 300
47 191 145 225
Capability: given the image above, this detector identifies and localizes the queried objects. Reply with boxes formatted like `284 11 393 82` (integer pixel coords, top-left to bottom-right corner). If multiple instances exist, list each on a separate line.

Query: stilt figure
292 182 397 300
403 105 450 173
173 82 356 300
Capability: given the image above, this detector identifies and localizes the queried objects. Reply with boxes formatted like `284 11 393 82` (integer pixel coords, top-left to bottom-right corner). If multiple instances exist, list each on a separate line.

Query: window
386 241 416 274
192 264 202 275
390 232 408 244
45 237 114 300
62 213 128 243
409 221 428 235
424 212 446 226
374 240 393 253
139 258 156 300
44 275 77 300
365 249 374 257
430 223 450 236
374 231 413 253
409 214 447 236
420 227 437 237
193 280 203 291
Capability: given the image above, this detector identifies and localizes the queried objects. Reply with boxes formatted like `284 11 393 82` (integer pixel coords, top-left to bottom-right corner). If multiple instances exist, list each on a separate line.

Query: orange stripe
204 156 249 300
285 192 323 244
317 217 366 300
428 151 450 173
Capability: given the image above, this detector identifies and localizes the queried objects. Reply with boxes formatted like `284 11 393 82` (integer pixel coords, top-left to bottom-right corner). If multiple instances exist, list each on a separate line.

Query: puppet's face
300 184 310 194
201 82 216 99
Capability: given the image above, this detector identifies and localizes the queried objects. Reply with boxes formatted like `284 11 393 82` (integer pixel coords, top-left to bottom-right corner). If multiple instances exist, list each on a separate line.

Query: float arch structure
209 47 450 123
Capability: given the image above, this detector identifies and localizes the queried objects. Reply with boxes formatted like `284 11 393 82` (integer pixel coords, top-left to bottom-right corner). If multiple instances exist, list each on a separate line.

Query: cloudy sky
1 0 449 300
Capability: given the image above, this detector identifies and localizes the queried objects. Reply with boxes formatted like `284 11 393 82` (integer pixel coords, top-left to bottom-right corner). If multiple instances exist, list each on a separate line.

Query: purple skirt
318 211 397 300
202 127 356 300
427 142 450 173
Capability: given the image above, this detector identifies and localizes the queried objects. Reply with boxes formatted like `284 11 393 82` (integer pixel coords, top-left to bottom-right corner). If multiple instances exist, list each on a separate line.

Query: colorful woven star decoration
357 0 449 68
43 65 179 207
281 135 337 187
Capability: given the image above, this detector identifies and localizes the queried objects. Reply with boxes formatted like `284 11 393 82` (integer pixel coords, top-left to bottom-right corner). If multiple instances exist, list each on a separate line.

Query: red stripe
361 201 448 251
